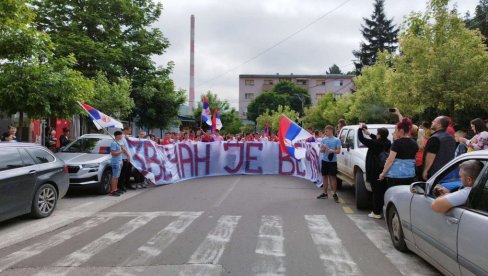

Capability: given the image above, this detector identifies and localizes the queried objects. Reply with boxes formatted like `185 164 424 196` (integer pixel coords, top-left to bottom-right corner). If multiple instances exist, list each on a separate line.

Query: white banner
126 139 323 186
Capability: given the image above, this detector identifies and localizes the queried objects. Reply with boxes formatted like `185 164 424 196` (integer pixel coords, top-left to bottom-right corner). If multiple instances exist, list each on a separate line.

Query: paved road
0 175 439 276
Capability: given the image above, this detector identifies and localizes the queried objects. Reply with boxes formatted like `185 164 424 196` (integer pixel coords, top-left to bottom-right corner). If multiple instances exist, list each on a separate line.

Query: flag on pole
263 121 270 138
201 96 212 126
278 115 312 159
212 108 222 133
78 102 124 129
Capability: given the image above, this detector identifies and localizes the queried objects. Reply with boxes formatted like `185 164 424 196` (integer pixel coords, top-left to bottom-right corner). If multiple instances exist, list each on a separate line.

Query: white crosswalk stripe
305 215 362 276
188 215 241 265
0 216 112 273
0 212 439 276
34 214 158 276
253 215 286 276
347 215 439 276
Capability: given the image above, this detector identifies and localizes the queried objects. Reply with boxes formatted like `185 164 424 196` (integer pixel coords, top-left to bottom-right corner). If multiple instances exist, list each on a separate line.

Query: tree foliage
0 0 94 120
353 0 399 74
193 91 242 133
466 0 488 47
302 94 354 129
326 64 343 74
90 72 134 118
388 0 488 119
256 106 300 133
246 80 311 122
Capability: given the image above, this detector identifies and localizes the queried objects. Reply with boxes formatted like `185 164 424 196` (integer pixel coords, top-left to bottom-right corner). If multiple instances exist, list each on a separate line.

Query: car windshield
358 128 395 148
60 137 112 154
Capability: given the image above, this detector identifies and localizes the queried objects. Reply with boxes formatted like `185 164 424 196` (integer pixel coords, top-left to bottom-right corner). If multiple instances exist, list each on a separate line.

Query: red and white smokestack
189 14 195 113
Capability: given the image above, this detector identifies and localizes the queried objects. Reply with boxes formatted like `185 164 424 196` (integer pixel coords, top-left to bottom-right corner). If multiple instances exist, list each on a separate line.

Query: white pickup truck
336 124 395 209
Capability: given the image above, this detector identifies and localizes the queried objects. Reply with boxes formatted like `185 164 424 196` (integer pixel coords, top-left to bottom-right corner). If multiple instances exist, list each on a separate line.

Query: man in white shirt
432 160 483 212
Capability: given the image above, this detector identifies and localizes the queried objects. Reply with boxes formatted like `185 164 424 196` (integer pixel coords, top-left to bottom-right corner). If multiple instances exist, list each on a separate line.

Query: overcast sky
154 0 479 111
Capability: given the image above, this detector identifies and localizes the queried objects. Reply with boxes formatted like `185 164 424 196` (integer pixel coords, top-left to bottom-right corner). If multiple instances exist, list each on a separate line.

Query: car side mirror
410 182 426 195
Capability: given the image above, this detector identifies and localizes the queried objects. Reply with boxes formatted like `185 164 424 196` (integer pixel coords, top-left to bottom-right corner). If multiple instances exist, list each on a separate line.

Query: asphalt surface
0 175 439 276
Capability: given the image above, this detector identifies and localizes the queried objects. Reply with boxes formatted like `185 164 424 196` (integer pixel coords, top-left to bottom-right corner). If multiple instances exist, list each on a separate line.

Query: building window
242 111 247 117
296 79 308 85
334 80 343 87
334 93 342 99
245 79 254 86
316 79 326 86
245 93 254 100
264 79 273 85
316 93 325 100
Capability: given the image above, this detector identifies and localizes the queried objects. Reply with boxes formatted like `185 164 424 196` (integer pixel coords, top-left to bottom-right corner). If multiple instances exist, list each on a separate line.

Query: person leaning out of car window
431 160 483 213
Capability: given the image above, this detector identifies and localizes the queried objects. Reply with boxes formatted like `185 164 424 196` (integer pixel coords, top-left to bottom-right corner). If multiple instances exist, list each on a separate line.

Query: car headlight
82 163 100 168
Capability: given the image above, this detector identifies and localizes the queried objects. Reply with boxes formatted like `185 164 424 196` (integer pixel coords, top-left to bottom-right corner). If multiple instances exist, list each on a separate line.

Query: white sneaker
368 212 382 219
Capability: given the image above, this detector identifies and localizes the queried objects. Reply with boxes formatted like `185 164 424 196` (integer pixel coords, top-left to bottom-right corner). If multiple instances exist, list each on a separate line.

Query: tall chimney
189 14 195 113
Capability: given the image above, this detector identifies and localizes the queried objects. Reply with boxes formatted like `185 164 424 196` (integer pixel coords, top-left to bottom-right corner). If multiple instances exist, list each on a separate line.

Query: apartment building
239 74 355 119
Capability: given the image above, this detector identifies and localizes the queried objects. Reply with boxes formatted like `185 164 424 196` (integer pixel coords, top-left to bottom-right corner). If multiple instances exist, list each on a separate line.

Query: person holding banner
120 126 134 191
110 131 129 196
317 125 342 201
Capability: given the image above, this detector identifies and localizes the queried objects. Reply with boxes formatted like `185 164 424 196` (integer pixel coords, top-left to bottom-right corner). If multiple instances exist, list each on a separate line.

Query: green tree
0 0 94 124
302 93 355 129
466 0 488 46
348 55 393 123
326 64 343 74
388 0 488 120
32 0 182 124
193 91 242 133
90 72 134 119
247 80 311 122
256 105 300 133
133 75 186 130
353 0 399 74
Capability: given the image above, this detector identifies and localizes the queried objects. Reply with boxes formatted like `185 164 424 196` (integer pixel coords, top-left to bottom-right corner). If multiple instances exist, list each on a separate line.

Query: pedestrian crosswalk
0 211 439 276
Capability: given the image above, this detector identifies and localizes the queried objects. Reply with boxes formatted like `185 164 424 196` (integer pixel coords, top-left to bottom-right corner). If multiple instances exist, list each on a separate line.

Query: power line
198 0 355 88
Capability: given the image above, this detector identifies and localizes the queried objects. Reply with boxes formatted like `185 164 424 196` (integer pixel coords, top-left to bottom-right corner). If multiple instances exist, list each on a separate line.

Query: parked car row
0 134 115 223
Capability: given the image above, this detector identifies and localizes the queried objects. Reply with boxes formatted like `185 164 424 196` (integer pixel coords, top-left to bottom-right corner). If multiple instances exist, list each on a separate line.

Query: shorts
321 161 337 176
112 162 121 178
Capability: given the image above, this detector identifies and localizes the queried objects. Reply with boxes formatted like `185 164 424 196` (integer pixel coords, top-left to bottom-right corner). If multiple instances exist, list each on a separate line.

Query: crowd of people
355 109 488 219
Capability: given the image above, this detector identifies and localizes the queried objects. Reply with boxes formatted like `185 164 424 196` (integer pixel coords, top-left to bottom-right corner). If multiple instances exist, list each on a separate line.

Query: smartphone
388 108 396 113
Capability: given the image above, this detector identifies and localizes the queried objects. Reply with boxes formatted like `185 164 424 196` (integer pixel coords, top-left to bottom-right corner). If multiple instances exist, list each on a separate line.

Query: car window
28 148 55 164
20 149 36 166
339 129 348 144
468 168 488 214
432 159 488 197
0 148 24 171
61 137 112 154
346 130 355 149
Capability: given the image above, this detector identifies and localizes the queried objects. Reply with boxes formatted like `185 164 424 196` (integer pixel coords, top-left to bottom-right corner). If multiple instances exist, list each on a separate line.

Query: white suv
336 124 395 209
55 134 114 194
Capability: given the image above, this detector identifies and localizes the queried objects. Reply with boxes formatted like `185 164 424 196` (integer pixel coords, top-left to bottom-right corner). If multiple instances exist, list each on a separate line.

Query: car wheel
98 169 112 195
387 205 409 252
355 170 370 210
31 183 58 218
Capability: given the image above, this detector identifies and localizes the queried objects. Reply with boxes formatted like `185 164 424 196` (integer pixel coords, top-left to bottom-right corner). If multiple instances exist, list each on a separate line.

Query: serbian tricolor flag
201 96 212 126
78 102 124 129
211 108 222 133
278 115 312 159
263 121 270 138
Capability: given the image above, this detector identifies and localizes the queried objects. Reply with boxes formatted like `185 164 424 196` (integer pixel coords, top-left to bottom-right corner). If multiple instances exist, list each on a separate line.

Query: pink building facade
239 74 355 119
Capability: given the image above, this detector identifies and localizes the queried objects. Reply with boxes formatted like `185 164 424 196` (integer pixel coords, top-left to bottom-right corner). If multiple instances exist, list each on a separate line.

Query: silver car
0 143 69 222
56 134 114 194
384 150 488 276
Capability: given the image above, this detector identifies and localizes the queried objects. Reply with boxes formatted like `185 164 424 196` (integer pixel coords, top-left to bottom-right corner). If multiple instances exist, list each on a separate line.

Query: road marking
188 215 241 264
342 206 354 214
35 214 157 276
68 201 95 211
121 212 202 267
347 215 439 276
213 177 241 207
0 216 112 273
253 215 286 276
305 215 362 275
